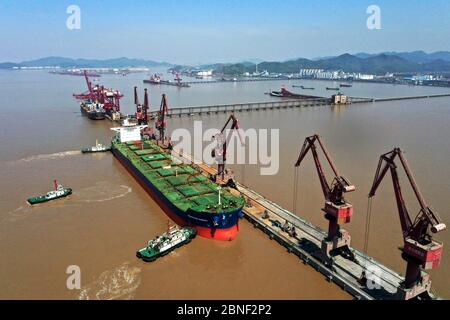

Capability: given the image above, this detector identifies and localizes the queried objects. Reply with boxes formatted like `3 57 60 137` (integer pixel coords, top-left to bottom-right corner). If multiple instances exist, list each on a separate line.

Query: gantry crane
211 114 244 180
368 147 446 299
73 70 123 115
294 134 356 262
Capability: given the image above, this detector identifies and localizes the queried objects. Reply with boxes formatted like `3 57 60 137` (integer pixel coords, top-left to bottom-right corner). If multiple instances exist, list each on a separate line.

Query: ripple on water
74 182 132 203
0 182 131 225
78 262 142 300
9 150 82 164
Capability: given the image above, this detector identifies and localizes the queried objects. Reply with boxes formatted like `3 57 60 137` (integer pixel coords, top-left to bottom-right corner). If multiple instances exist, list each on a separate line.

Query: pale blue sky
0 0 449 64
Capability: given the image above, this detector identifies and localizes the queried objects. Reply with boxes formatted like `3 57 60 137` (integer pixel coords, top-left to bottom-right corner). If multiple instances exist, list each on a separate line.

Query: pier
146 93 450 119
170 149 438 300
148 97 371 118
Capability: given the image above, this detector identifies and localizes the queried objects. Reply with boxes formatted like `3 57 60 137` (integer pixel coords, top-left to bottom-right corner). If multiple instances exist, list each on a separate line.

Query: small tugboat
27 180 72 205
136 223 197 262
81 140 111 153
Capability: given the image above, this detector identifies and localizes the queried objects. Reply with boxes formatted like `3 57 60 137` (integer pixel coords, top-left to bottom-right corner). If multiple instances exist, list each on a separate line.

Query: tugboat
81 140 111 153
136 223 197 262
27 180 72 205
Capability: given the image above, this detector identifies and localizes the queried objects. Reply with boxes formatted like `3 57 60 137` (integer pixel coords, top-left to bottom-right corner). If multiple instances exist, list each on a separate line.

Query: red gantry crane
368 147 446 300
134 86 149 125
211 114 244 181
73 70 123 117
294 134 356 262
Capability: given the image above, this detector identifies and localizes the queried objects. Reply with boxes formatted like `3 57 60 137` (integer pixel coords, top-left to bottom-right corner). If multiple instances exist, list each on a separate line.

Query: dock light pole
217 186 222 205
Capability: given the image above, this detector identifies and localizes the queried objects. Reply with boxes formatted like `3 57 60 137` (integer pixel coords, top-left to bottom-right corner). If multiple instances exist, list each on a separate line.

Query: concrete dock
170 149 439 300
148 97 372 118
147 93 450 119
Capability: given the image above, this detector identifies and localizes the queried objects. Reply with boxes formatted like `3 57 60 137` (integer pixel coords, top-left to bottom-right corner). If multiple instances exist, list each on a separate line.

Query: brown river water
0 70 449 299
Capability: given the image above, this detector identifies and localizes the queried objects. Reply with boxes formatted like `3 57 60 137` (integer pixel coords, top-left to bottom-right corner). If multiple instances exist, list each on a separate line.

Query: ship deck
113 140 244 214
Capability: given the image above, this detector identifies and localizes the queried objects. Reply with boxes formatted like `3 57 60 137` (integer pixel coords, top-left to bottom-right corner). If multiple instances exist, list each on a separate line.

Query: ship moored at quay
110 120 245 241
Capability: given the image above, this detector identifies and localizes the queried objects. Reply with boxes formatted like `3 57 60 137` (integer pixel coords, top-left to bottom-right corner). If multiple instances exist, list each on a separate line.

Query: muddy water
0 70 449 299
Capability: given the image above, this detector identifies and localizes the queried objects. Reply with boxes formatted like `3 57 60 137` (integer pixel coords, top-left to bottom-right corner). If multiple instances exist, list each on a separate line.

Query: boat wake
0 205 33 224
78 262 142 300
75 182 132 203
0 183 131 225
13 150 82 163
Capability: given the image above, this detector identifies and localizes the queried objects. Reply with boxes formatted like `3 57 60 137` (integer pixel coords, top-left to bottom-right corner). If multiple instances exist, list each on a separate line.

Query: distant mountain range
0 56 172 69
353 51 450 63
2 51 450 75
217 52 450 75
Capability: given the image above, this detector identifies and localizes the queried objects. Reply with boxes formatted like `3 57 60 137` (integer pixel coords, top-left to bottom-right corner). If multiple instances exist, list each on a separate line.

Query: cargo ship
269 87 319 98
80 100 106 120
143 74 190 88
110 124 245 241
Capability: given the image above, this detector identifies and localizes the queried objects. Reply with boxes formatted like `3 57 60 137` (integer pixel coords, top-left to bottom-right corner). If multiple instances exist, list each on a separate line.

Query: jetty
147 93 450 119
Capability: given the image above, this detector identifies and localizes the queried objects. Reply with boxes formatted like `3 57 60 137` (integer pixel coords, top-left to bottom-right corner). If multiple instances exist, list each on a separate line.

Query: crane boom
368 148 445 240
134 86 140 106
84 70 93 95
295 134 355 204
212 114 244 179
156 94 169 143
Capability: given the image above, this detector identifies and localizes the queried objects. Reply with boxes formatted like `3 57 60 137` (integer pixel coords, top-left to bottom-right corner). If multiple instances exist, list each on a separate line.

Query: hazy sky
1 0 449 64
